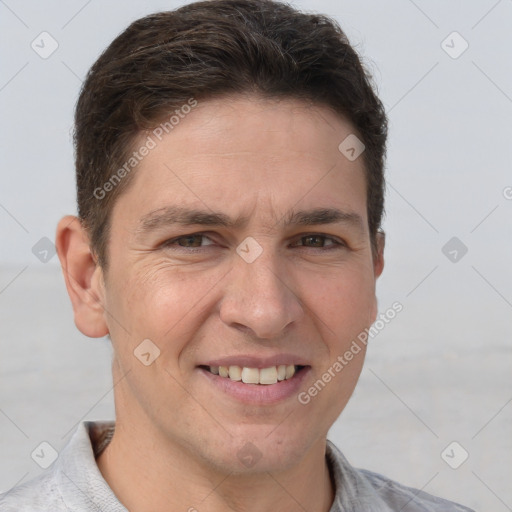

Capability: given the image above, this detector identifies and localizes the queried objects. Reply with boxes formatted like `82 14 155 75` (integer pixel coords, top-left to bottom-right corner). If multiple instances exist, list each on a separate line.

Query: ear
369 231 385 324
373 230 385 279
55 215 109 338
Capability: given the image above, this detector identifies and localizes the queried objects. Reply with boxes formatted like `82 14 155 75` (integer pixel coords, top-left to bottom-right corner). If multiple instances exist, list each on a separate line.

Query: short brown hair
74 0 387 269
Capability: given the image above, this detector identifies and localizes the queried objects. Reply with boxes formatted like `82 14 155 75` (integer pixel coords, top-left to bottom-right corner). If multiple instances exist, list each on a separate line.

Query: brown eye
177 235 205 247
301 235 332 247
161 233 216 251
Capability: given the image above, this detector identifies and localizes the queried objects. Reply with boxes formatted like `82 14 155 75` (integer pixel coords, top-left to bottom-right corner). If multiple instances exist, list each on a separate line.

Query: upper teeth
209 364 296 385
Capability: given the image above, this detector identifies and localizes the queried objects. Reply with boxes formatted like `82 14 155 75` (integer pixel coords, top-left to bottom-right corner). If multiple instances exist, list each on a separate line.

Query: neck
96 415 334 512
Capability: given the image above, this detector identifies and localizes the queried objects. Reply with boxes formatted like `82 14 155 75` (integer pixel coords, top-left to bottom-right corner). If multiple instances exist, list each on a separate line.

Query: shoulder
326 440 476 512
0 470 65 511
0 421 120 512
358 467 475 512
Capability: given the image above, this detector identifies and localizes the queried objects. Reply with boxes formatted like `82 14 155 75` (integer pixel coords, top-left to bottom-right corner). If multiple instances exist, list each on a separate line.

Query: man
0 0 474 510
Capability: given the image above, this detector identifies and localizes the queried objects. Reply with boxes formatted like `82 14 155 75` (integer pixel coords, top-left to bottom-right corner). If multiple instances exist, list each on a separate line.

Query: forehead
152 96 357 164
112 95 368 229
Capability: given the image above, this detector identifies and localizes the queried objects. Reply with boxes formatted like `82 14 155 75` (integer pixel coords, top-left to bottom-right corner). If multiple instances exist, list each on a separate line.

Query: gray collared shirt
0 421 475 511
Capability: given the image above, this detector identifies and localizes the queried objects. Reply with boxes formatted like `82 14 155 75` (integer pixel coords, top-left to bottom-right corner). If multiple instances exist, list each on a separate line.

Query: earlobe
55 215 109 338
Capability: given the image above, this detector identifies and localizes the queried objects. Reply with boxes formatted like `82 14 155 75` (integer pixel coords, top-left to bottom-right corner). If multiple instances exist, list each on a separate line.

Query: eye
292 234 345 249
163 233 215 249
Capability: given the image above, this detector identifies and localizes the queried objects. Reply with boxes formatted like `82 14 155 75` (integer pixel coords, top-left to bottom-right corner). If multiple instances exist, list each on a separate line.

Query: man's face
98 96 383 473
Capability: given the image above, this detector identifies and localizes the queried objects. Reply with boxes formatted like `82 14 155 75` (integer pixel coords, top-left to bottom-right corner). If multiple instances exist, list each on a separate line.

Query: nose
219 249 304 339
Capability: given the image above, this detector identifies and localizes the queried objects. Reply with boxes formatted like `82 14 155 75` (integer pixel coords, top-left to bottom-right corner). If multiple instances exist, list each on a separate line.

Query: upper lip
199 354 310 368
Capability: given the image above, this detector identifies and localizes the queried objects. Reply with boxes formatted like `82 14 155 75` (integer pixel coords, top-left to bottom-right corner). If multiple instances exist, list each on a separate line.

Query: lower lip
197 366 311 405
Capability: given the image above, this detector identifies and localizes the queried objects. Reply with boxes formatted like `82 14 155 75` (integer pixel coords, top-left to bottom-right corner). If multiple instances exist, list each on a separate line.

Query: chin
199 425 318 475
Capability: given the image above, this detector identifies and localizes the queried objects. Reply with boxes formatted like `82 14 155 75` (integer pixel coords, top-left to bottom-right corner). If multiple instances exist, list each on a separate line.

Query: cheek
108 263 223 354
299 264 376 335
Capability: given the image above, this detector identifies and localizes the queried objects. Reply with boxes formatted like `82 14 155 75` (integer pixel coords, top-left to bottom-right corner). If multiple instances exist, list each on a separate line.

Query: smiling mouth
199 365 306 385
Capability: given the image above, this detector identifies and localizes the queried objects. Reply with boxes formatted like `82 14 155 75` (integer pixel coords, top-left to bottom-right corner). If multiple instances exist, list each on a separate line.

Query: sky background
1 1 511 511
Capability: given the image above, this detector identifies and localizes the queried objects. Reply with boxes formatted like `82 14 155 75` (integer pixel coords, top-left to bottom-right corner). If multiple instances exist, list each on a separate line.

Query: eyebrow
135 206 365 237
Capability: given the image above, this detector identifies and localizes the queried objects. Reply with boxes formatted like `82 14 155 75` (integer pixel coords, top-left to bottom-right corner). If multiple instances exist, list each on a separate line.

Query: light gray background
1 1 511 510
